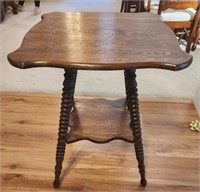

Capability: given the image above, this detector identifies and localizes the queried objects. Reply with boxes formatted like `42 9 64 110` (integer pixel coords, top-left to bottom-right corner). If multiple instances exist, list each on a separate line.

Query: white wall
1 0 200 101
194 83 200 117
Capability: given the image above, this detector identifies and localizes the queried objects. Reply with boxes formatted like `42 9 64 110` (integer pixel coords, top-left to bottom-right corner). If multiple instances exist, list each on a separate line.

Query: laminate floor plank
1 92 199 192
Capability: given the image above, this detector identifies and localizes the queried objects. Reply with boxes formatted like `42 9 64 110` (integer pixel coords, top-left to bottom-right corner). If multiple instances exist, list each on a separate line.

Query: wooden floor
1 92 200 192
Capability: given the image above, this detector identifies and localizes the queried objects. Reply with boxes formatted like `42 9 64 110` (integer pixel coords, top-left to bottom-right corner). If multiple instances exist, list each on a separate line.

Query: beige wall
194 83 200 117
1 0 200 104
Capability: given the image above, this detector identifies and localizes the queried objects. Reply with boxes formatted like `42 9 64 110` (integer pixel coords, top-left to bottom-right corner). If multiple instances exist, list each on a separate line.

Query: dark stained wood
120 0 146 13
192 27 200 50
67 98 134 144
0 1 18 23
53 68 147 188
7 12 192 71
1 92 200 192
186 4 200 52
5 11 196 190
124 69 146 186
54 69 77 188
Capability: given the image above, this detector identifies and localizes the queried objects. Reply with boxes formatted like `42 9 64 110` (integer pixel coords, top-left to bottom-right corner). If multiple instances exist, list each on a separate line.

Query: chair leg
1 1 7 22
185 33 194 53
191 28 200 51
124 69 147 187
7 1 18 14
120 0 130 13
120 0 125 12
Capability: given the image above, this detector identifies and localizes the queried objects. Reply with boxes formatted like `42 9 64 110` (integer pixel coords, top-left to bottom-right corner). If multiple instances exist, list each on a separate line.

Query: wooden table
7 12 193 189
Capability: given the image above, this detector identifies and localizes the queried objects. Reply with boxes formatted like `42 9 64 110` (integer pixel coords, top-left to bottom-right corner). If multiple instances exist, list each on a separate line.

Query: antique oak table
7 12 192 188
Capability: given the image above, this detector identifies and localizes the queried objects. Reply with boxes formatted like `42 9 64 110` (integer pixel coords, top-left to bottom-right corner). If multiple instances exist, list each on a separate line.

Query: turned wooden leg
124 70 129 109
124 69 147 187
53 69 77 188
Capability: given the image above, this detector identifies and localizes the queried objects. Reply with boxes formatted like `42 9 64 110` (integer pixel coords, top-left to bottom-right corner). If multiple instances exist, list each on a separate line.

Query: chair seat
161 8 196 22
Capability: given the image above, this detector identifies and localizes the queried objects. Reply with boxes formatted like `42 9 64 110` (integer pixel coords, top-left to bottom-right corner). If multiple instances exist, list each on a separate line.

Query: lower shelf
67 98 134 144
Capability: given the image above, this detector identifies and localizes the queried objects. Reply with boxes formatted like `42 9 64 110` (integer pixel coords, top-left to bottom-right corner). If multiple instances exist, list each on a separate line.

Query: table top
7 12 192 71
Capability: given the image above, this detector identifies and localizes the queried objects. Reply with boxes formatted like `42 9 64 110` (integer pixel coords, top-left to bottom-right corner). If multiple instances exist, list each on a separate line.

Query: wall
1 0 200 102
194 83 200 117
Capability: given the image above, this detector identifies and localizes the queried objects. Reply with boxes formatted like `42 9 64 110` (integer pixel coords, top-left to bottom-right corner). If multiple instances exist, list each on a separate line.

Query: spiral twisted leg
124 70 129 109
53 69 77 188
124 69 147 187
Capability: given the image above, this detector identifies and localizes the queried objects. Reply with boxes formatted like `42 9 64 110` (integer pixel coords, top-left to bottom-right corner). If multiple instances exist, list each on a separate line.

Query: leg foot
53 180 61 188
140 178 147 187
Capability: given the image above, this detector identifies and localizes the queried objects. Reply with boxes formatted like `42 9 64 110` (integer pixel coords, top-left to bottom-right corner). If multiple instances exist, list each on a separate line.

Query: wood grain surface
67 98 134 143
7 12 192 71
1 92 200 191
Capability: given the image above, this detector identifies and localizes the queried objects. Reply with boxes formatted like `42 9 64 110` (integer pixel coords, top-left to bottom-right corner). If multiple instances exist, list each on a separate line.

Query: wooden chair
192 26 200 51
156 0 199 43
0 0 18 22
120 0 147 12
186 4 200 52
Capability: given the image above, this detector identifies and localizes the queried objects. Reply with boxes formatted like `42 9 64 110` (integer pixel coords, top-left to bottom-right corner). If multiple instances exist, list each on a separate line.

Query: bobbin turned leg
124 69 147 187
53 69 77 188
